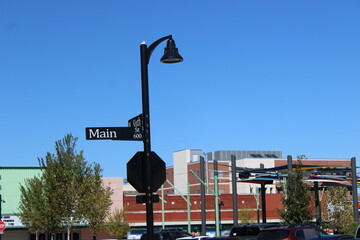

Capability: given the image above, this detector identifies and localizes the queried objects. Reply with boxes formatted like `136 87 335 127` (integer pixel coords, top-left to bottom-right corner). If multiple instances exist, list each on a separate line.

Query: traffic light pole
190 169 221 236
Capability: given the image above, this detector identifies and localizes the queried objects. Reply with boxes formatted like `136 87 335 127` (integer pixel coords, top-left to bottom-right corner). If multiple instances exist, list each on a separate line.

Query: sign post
85 35 182 240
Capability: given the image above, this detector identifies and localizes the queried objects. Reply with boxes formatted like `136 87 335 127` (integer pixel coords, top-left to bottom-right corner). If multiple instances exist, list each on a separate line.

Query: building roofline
0 166 44 169
173 149 203 153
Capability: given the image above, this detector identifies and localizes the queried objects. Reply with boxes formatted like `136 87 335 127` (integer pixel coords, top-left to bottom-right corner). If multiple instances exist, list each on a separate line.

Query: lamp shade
160 38 183 63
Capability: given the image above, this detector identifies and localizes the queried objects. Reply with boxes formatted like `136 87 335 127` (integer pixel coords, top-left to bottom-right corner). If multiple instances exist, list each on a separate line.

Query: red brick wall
124 193 284 224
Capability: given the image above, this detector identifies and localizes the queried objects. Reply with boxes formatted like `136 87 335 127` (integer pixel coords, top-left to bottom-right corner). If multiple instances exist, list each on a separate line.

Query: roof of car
232 223 278 227
261 225 322 230
176 236 209 240
307 234 354 240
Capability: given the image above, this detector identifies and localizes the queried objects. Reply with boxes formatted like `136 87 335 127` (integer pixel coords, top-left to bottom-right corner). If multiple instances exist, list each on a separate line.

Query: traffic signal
238 169 250 179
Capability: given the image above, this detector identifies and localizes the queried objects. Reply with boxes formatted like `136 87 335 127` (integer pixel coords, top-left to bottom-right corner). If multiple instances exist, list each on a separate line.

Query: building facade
0 150 355 239
0 167 123 240
123 149 353 229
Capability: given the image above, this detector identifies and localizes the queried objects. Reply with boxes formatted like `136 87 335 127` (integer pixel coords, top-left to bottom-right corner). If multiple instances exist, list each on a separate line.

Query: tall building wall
173 149 203 194
103 177 124 215
0 167 43 216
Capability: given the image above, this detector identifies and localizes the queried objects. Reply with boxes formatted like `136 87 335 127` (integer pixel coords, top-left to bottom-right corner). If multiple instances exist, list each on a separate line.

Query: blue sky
1 1 359 178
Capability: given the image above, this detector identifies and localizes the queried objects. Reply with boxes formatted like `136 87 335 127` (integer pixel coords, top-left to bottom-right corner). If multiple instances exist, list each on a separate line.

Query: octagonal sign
127 151 166 193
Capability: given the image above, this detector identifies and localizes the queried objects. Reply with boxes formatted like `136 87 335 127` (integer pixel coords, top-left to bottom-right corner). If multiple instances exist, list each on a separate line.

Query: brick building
0 150 355 239
123 149 353 230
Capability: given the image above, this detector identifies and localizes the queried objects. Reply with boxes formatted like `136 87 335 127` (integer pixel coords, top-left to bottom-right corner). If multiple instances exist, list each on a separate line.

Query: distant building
123 149 353 228
0 167 123 240
0 167 43 230
1 150 355 239
205 150 282 161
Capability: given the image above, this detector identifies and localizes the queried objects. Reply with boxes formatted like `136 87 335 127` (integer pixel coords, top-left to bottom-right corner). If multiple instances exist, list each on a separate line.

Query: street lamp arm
145 35 172 64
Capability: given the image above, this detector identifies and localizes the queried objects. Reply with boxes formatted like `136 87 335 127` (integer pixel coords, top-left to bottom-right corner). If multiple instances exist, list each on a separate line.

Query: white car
177 236 209 240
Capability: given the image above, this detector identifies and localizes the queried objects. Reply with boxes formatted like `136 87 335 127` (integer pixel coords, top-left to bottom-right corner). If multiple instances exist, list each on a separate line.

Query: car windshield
256 230 289 240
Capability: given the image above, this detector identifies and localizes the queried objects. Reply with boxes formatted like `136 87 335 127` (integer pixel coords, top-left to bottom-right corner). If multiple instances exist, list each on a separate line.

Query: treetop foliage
18 134 113 239
325 186 355 234
279 155 313 225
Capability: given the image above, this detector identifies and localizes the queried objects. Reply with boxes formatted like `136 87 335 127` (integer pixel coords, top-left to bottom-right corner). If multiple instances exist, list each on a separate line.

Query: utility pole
351 157 359 223
200 156 206 236
231 155 238 225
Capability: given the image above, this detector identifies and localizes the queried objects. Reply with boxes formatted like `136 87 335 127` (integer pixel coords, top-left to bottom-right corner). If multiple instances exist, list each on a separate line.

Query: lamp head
160 38 183 63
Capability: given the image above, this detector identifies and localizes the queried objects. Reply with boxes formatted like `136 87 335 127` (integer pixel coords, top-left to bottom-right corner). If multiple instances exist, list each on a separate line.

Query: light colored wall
123 183 136 192
0 167 43 216
103 177 123 215
173 150 189 194
173 149 203 194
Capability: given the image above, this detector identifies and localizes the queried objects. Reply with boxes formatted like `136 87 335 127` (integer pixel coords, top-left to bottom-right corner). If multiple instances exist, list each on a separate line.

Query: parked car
140 229 192 240
307 234 354 240
127 230 146 240
355 225 360 240
256 226 328 240
177 236 209 240
205 237 241 240
222 229 231 236
177 236 241 240
229 224 279 240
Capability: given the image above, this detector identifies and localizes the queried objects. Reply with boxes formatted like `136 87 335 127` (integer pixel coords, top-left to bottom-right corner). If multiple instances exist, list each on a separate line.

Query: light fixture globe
160 38 183 63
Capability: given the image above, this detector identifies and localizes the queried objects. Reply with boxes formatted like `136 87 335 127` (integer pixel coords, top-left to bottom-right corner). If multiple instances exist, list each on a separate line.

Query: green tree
19 134 112 240
18 176 53 240
19 174 64 240
325 186 355 234
105 208 130 239
38 134 88 240
79 163 113 240
279 155 313 224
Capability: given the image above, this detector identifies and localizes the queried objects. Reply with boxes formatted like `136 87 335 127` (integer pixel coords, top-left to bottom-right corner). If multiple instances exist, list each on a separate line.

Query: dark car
256 226 328 240
206 237 241 240
307 235 354 240
229 224 280 240
140 229 192 240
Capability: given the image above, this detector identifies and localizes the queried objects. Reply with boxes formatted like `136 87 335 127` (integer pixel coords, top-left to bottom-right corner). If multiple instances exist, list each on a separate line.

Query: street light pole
140 35 183 240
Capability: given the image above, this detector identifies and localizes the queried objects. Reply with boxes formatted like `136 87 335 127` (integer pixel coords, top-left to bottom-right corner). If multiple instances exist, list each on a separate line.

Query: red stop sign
0 221 5 231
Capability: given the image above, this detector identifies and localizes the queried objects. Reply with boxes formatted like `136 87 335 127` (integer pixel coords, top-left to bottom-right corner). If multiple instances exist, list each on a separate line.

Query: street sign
0 221 6 232
128 114 143 127
136 194 160 204
127 151 166 193
85 127 143 141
